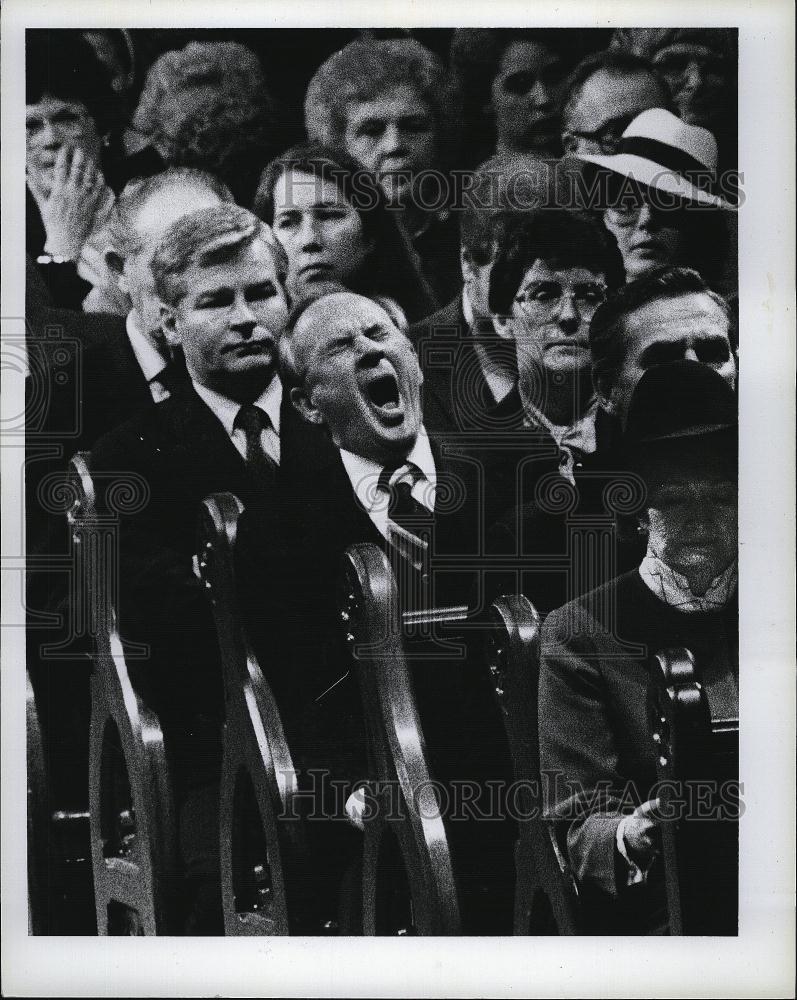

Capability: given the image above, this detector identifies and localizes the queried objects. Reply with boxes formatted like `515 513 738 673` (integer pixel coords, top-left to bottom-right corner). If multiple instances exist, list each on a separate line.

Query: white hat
575 108 732 210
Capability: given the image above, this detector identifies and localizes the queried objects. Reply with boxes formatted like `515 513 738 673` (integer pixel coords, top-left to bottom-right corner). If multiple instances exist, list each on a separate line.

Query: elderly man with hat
538 359 738 934
573 107 737 296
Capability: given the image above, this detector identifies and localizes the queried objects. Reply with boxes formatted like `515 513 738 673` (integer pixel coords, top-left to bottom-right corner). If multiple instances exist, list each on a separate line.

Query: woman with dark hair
25 30 126 310
450 28 612 165
573 108 736 296
253 143 437 323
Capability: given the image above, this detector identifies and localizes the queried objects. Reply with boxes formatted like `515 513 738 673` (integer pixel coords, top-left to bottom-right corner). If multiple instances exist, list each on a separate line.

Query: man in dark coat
90 204 330 932
539 361 739 935
237 290 515 932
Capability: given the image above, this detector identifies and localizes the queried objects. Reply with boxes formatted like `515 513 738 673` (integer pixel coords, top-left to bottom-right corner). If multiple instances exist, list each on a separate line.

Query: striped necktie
234 404 277 495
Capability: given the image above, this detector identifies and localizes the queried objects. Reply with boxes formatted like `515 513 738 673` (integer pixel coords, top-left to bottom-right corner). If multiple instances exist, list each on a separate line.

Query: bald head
280 291 424 464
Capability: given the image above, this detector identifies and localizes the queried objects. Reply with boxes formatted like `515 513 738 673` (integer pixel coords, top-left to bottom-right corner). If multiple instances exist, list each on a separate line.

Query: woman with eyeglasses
478 208 627 620
573 108 736 295
253 143 437 324
488 209 624 468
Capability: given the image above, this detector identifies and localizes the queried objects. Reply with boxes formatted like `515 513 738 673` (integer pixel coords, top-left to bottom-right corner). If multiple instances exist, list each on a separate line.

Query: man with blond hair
90 203 328 933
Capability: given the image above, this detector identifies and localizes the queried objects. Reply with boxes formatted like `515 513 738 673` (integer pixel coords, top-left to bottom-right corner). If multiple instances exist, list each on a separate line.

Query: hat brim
576 153 734 211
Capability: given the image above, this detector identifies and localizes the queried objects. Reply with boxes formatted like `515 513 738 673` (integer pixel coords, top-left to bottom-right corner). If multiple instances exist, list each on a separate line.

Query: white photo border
2 1 794 996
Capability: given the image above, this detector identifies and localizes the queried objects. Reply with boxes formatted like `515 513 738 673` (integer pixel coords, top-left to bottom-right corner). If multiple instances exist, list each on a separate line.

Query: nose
529 79 553 108
356 335 385 369
636 202 655 230
380 123 406 156
35 119 59 148
230 297 257 336
555 293 581 335
297 215 322 251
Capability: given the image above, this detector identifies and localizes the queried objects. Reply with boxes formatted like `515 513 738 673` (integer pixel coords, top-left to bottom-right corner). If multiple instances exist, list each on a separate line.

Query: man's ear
105 247 127 292
560 131 579 154
289 386 325 426
160 303 181 350
594 370 620 417
491 313 514 341
460 245 475 284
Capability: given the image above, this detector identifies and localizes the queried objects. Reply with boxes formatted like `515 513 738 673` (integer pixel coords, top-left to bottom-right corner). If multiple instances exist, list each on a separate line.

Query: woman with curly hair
304 36 462 304
254 143 437 324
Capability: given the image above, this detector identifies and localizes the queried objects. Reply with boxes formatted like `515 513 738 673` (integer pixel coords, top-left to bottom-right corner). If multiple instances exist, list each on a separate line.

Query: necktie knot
235 404 272 439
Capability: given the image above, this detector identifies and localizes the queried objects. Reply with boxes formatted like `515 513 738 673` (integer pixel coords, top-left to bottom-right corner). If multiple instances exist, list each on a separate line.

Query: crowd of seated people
24 26 740 937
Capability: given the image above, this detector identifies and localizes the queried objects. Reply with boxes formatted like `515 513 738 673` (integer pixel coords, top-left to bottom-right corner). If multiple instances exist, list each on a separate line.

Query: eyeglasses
515 280 608 310
566 113 638 154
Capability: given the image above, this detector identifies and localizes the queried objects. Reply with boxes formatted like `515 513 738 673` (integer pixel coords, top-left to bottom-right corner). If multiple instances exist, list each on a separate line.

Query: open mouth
366 372 400 410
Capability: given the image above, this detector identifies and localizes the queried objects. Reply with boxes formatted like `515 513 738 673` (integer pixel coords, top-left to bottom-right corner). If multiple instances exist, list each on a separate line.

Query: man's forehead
571 69 663 128
304 294 385 332
183 240 279 290
626 293 728 333
26 96 87 117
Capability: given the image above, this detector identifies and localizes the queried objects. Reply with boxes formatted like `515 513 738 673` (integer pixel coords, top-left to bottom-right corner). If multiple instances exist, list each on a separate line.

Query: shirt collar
192 376 282 439
639 549 738 613
521 394 599 452
126 310 170 383
339 429 436 514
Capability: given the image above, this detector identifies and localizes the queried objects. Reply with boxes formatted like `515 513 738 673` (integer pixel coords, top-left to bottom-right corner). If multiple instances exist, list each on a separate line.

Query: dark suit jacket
539 569 738 933
236 430 511 790
483 392 644 617
26 313 175 622
89 381 332 736
409 296 518 435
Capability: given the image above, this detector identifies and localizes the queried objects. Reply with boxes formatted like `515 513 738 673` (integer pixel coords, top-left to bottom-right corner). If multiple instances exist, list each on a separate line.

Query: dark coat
235 430 511 791
88 381 331 733
409 296 517 434
539 569 738 933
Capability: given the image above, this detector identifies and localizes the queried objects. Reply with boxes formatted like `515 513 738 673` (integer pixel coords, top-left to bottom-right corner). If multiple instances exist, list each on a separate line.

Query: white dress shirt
126 311 174 403
193 377 282 466
339 430 436 541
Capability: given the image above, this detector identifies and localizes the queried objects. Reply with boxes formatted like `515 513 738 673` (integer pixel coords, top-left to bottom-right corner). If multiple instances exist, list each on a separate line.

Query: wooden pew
485 595 581 935
27 668 49 934
67 452 177 935
196 492 313 935
27 664 95 935
338 543 463 935
648 647 739 935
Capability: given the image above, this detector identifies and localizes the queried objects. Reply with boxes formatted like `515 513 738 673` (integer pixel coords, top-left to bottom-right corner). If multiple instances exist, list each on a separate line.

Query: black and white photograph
1 1 794 996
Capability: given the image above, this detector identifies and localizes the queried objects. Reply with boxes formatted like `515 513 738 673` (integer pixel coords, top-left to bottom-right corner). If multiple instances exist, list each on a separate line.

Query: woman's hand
33 147 112 260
